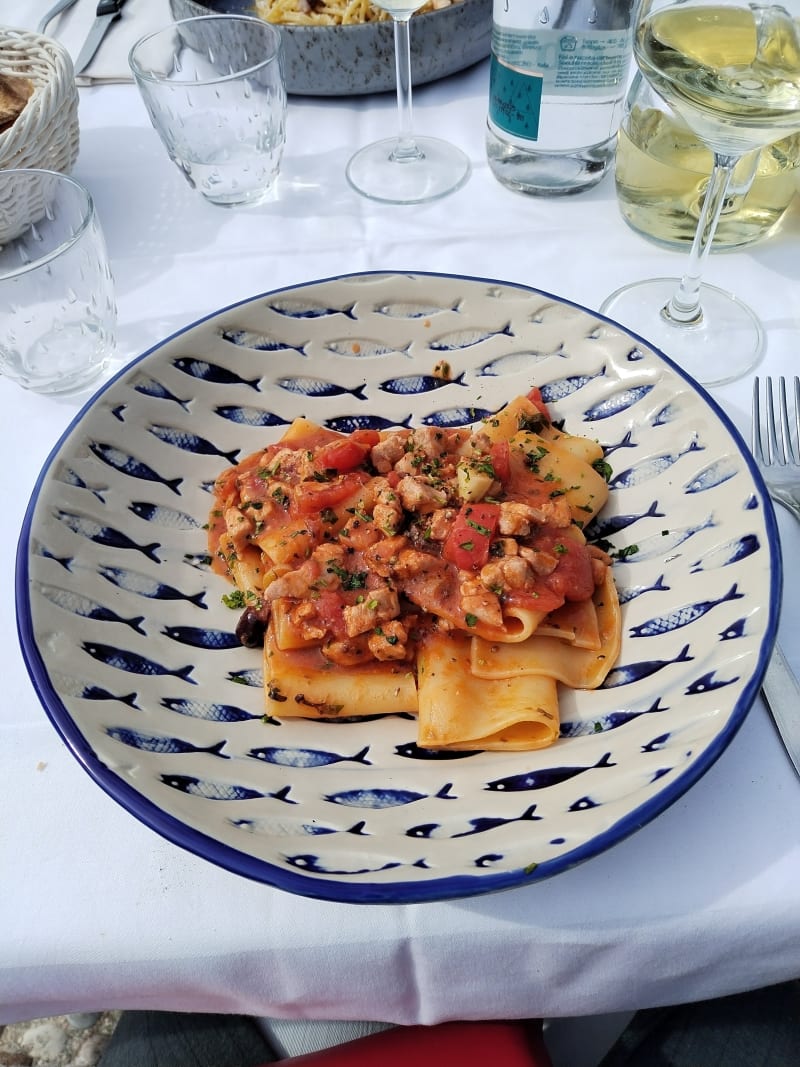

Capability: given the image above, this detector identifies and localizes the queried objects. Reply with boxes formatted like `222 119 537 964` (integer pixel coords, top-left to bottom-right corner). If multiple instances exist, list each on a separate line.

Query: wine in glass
346 1 471 204
601 0 800 386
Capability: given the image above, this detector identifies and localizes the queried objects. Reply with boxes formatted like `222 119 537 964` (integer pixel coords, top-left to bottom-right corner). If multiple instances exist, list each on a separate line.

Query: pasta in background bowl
16 271 780 903
168 0 492 96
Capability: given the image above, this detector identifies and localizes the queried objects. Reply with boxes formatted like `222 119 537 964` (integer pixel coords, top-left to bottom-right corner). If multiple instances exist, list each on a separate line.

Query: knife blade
74 0 127 75
761 640 800 778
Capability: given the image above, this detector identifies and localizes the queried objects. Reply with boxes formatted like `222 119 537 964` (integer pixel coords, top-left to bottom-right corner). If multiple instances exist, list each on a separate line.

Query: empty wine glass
346 1 471 204
601 0 800 387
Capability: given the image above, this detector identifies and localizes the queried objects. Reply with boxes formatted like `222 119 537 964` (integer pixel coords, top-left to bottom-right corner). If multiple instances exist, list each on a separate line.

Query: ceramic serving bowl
169 0 492 96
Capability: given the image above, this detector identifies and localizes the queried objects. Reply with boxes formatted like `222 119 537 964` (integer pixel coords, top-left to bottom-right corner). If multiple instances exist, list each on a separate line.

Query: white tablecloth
4 0 800 1029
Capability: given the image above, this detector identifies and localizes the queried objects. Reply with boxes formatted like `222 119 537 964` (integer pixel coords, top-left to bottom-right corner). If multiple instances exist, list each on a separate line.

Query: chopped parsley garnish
592 458 613 482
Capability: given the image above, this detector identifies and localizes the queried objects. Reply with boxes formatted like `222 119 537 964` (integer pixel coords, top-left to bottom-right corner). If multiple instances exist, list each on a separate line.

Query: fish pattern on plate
16 271 780 904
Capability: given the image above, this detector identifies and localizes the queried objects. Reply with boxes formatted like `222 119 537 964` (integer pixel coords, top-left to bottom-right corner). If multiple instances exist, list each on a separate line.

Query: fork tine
776 375 800 466
766 377 784 464
752 376 766 462
791 378 800 465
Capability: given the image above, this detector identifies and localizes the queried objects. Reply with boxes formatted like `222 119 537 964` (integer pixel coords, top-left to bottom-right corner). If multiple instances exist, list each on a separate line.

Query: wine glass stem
664 152 739 325
390 16 422 162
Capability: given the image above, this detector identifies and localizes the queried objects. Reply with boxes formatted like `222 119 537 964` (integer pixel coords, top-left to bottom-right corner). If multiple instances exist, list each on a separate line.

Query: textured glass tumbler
129 15 287 208
0 169 116 396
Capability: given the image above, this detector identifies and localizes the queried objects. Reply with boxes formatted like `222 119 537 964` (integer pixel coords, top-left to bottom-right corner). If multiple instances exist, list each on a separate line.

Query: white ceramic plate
16 271 780 903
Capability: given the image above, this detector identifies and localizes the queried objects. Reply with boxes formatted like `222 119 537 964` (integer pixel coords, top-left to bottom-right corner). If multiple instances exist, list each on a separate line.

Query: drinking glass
0 168 116 396
129 15 286 208
600 0 800 387
346 2 471 204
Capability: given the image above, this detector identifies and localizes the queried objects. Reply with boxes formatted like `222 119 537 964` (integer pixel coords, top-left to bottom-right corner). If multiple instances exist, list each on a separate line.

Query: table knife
761 641 800 778
74 0 127 75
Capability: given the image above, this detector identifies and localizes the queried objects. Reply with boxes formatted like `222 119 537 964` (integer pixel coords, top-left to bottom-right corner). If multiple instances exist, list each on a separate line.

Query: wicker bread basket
0 27 79 244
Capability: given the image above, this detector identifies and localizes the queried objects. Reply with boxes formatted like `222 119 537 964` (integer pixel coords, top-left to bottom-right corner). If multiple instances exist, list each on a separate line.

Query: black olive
236 606 268 648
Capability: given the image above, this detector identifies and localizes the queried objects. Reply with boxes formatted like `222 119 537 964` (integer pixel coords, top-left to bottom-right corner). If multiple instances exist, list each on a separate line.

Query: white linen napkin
45 0 174 85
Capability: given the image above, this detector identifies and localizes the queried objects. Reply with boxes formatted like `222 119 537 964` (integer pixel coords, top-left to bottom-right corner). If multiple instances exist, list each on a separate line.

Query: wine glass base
346 136 471 205
600 278 765 388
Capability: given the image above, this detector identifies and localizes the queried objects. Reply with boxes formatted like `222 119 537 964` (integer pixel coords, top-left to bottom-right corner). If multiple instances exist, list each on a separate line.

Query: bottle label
489 2 634 141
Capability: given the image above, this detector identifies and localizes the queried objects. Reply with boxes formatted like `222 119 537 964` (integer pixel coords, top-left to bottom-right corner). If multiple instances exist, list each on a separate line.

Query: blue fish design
83 641 196 684
720 618 747 641
375 299 461 318
106 727 227 757
429 324 514 351
626 346 646 362
228 668 264 687
569 796 600 811
130 373 191 411
485 753 615 792
475 853 504 867
602 644 693 688
161 697 263 722
172 356 261 390
684 457 739 494
148 425 240 464
615 516 717 563
379 370 467 395
31 542 74 571
50 672 139 708
162 625 240 650
589 500 665 540
221 329 307 356
230 817 367 836
478 349 566 376
54 510 161 563
247 744 371 768
214 405 291 428
629 584 743 638
539 366 606 404
421 406 494 428
283 854 408 876
325 338 412 359
641 732 671 753
36 583 146 635
609 439 703 489
690 533 760 572
652 402 681 426
686 671 738 694
160 774 272 801
324 782 456 808
98 564 207 610
395 741 479 760
55 465 107 502
325 413 413 434
601 429 636 456
583 384 655 422
277 376 367 400
406 803 541 839
268 299 356 319
129 502 200 530
560 698 668 737
617 574 670 605
89 442 182 495
184 551 213 570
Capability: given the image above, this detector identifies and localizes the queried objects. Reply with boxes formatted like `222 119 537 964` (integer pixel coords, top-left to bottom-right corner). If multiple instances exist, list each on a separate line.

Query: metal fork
36 0 79 35
751 375 800 778
752 375 800 520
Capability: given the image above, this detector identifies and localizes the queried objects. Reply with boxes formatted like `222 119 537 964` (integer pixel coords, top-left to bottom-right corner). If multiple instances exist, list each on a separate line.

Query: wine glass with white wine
346 0 471 204
601 0 800 386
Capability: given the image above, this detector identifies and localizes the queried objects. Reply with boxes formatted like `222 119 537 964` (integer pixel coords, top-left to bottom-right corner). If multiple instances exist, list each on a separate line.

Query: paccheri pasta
208 389 622 751
253 0 461 26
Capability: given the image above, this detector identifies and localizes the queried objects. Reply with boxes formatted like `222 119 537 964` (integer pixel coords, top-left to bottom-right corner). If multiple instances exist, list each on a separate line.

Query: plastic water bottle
486 0 636 196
